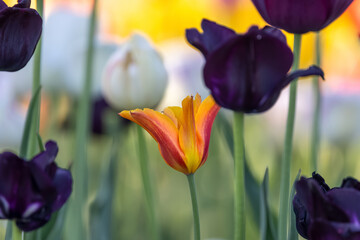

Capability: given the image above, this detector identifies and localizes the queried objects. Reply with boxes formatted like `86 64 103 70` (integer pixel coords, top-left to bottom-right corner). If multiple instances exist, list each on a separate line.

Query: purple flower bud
0 141 72 231
186 19 324 113
0 0 42 72
293 173 360 239
251 0 354 34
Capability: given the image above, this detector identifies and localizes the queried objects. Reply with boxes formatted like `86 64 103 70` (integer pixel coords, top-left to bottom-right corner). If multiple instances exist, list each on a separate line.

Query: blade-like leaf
19 86 41 159
260 168 277 240
5 221 12 240
36 133 45 152
288 170 301 240
88 141 118 240
45 204 68 240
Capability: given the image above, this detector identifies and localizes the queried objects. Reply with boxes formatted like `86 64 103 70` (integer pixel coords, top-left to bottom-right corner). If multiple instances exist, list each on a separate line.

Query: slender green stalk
187 174 200 240
233 112 245 240
278 34 302 240
136 126 160 240
12 222 21 240
27 0 44 158
310 32 322 172
70 0 98 238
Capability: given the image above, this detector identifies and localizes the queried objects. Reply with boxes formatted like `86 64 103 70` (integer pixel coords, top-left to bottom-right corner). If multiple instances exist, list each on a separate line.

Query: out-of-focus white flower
156 38 210 109
3 9 117 97
0 78 25 149
101 33 168 110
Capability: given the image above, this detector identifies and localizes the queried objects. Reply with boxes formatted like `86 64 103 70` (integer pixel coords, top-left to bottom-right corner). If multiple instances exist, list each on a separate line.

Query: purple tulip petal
308 220 343 240
203 25 293 112
322 0 354 30
284 66 325 87
0 140 72 231
28 162 57 204
262 26 287 43
251 0 353 33
51 168 72 212
0 6 42 71
309 220 360 240
293 195 310 238
186 19 236 57
341 178 360 191
13 0 31 8
0 1 7 10
295 177 349 222
187 20 325 112
312 172 331 192
293 173 360 239
327 188 360 222
0 152 46 219
32 141 58 170
16 207 51 232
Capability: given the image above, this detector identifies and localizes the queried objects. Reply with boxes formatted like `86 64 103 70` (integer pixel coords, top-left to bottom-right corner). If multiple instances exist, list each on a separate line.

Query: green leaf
260 168 277 240
44 204 69 240
88 141 118 240
36 134 45 152
19 86 41 159
5 221 12 240
288 170 301 240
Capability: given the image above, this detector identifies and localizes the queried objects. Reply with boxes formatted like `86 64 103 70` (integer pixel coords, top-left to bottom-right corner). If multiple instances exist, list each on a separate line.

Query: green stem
187 174 200 240
233 112 245 240
278 34 302 240
12 222 21 240
136 126 160 240
27 0 44 158
310 32 322 172
70 0 98 238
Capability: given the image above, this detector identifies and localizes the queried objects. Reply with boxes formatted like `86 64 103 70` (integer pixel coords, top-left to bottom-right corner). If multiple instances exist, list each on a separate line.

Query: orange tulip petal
193 93 202 115
195 95 221 166
163 106 182 128
179 96 196 151
119 93 220 175
120 109 188 173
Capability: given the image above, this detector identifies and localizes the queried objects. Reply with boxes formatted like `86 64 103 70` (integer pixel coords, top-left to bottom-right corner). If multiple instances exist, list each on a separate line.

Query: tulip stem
69 0 98 239
11 222 21 240
27 0 44 158
233 112 245 240
278 33 302 240
187 174 200 240
136 126 160 240
310 32 322 172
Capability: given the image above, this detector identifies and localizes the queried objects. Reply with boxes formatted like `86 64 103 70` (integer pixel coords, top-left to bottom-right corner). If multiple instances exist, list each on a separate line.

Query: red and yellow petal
163 106 182 128
195 95 221 166
119 109 188 173
179 96 196 154
119 93 220 175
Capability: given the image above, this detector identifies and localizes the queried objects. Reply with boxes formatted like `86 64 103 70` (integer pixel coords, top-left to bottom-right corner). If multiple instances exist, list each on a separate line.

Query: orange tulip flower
120 94 220 175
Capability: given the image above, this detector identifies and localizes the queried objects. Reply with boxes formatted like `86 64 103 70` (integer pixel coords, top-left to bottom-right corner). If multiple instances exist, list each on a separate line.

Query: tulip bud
102 33 168 110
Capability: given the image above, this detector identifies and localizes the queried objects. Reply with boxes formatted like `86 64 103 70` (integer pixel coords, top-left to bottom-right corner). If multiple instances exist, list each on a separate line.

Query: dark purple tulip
293 173 360 240
251 0 353 34
91 96 131 135
0 0 42 71
186 19 324 113
0 141 72 231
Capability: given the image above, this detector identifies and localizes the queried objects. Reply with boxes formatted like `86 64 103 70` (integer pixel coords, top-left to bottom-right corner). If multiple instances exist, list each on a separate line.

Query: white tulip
101 33 168 110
